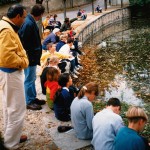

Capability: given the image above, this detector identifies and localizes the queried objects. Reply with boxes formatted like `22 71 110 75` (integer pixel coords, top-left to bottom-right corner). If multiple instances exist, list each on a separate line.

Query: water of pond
87 18 150 106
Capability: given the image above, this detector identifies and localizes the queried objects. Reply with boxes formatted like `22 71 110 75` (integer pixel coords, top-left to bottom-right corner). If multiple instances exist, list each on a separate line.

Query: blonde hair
49 56 59 64
60 34 67 40
78 82 99 99
126 106 148 123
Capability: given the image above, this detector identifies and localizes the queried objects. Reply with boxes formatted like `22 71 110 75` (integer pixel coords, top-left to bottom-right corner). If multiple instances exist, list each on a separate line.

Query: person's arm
114 116 124 135
85 105 94 130
51 34 56 43
60 23 65 32
0 29 29 69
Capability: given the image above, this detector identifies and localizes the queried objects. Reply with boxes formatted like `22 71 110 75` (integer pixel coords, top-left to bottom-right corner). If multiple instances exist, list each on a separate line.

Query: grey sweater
70 96 94 140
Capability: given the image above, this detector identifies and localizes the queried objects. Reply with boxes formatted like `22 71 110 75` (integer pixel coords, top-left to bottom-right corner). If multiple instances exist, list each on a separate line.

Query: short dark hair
31 4 45 17
58 73 70 87
67 38 74 44
107 98 121 107
7 4 25 19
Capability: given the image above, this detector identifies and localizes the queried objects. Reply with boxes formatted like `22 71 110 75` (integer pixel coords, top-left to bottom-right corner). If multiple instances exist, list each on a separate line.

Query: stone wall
111 0 129 5
75 7 130 44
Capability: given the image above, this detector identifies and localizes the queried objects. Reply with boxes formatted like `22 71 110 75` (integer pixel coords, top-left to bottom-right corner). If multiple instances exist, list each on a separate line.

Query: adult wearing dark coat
19 4 45 110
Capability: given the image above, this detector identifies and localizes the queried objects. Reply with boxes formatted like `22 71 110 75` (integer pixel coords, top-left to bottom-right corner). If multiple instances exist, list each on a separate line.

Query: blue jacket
54 88 74 121
19 14 42 66
42 32 56 49
114 127 146 150
56 41 66 52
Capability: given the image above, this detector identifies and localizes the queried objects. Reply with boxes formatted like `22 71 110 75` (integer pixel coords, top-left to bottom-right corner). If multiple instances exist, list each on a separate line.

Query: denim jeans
24 66 37 105
70 59 75 72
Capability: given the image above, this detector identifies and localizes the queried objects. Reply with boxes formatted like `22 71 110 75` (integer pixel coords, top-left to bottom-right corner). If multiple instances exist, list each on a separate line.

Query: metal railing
76 7 131 45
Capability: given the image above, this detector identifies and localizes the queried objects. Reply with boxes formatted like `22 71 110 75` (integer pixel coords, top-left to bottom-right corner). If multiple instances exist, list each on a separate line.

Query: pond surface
85 18 150 106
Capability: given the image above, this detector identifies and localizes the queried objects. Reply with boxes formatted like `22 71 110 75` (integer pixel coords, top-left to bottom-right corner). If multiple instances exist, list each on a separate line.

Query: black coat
19 14 42 66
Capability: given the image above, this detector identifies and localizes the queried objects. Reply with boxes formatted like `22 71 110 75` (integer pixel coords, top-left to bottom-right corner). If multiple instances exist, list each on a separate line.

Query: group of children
40 14 149 150
40 14 84 121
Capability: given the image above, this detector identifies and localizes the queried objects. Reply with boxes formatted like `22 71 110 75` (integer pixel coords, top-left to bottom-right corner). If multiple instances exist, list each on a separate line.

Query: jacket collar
2 16 20 32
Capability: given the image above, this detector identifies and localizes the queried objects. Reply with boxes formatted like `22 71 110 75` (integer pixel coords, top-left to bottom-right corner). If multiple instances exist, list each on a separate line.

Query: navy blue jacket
54 88 74 121
56 41 66 52
19 14 42 66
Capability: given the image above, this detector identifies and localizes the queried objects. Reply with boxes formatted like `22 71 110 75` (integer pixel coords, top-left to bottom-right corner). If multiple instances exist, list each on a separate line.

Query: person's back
91 98 124 150
44 67 60 109
77 10 82 17
114 106 149 150
19 14 41 62
71 82 99 140
56 40 66 52
54 73 74 121
42 28 60 50
92 108 123 150
71 96 93 139
114 127 146 150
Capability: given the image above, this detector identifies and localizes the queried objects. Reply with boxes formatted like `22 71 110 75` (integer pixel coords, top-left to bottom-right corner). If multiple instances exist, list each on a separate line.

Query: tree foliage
129 0 150 6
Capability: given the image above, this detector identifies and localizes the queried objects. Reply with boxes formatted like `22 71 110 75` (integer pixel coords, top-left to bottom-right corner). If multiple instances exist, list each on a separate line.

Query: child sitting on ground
44 67 60 110
71 82 99 139
40 56 60 95
54 73 75 121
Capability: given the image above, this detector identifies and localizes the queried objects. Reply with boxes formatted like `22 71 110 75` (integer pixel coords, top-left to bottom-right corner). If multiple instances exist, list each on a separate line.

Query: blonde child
114 106 149 150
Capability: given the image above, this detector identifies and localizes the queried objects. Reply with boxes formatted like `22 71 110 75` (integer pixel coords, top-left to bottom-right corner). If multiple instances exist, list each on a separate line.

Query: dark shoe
20 135 27 143
34 98 46 105
26 103 42 110
57 126 73 133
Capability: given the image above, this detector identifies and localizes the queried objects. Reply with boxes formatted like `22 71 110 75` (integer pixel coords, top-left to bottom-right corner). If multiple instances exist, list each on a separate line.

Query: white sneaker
81 52 86 55
78 42 82 48
78 57 81 61
75 66 80 70
78 65 83 70
71 73 78 78
74 69 80 75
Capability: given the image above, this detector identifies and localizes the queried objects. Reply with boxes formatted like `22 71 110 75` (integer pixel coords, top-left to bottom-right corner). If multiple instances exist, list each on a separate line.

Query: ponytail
77 82 99 99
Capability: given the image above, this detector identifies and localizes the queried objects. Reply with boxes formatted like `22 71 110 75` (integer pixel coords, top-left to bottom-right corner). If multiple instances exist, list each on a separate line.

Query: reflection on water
95 18 150 104
105 74 143 106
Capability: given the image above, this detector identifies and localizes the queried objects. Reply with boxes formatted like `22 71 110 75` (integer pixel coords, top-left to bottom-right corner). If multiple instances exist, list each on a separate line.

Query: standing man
91 98 124 150
0 5 29 149
19 4 45 110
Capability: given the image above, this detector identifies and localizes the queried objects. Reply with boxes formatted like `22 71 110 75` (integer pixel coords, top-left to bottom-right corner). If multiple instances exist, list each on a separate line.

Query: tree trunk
121 0 123 8
92 0 94 15
46 0 49 13
104 0 107 10
63 0 67 19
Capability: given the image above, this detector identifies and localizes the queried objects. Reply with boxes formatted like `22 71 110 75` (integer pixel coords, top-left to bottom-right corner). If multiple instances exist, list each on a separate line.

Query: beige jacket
0 17 29 69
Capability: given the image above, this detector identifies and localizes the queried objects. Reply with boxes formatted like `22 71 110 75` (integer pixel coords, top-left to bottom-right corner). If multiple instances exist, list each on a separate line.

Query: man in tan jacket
0 4 29 149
